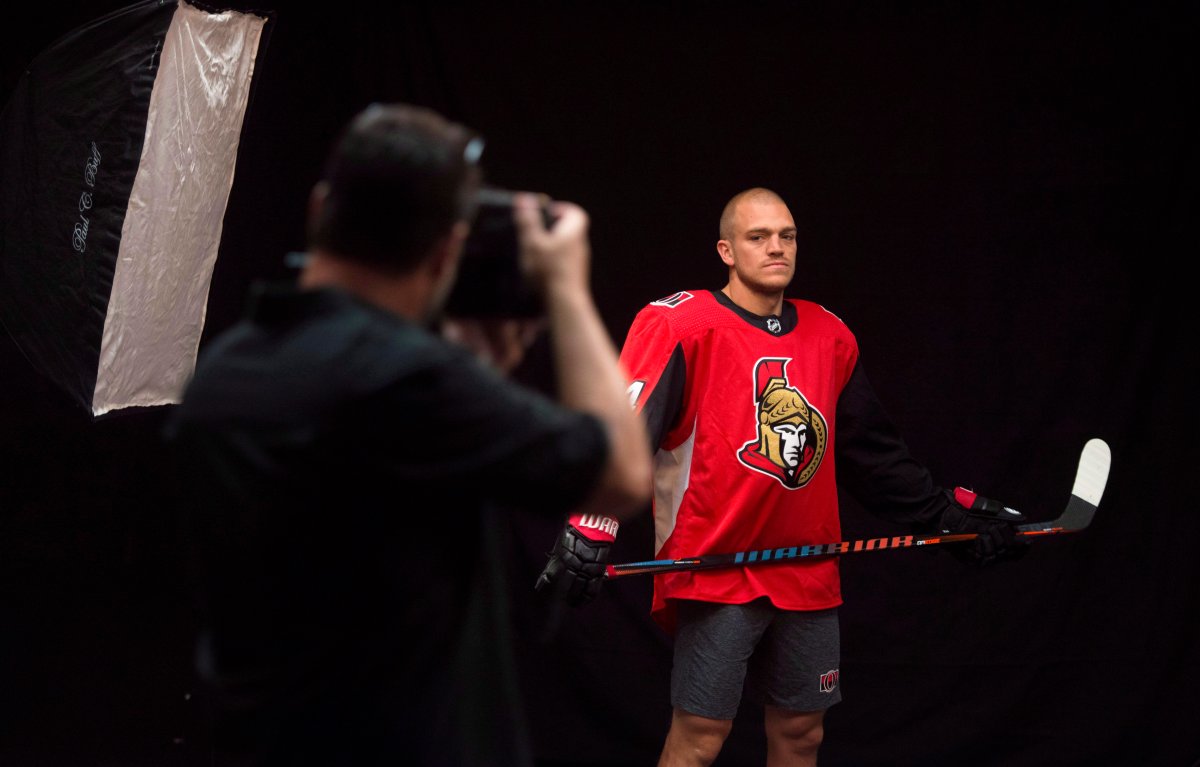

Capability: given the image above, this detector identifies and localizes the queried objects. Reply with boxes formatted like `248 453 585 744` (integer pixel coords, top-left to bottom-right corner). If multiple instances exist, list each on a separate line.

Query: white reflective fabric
92 1 266 416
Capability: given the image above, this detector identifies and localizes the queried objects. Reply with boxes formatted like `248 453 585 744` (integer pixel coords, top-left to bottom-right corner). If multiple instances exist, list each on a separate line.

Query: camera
443 187 557 318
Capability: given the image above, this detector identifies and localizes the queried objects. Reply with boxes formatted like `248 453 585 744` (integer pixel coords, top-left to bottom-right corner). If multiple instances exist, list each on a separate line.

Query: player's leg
658 708 733 767
747 606 841 767
658 599 772 766
763 707 824 767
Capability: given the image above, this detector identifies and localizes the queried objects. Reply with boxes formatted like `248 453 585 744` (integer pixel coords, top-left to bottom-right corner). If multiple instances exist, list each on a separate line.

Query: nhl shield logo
766 317 781 334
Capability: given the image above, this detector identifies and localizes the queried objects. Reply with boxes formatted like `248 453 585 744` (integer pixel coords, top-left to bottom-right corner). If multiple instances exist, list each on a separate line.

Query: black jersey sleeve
639 342 686 450
834 359 951 526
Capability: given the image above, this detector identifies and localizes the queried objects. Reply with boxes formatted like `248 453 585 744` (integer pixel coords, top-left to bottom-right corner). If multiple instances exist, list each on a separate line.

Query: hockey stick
605 437 1111 578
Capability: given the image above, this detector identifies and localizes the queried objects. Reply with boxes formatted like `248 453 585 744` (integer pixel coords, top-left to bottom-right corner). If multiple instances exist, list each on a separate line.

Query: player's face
720 200 797 295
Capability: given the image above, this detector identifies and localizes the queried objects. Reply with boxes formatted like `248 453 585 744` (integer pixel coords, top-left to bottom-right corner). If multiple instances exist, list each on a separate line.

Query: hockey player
535 187 1028 766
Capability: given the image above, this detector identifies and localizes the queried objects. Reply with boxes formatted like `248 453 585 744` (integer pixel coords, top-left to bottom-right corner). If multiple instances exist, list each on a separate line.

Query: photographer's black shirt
166 282 607 767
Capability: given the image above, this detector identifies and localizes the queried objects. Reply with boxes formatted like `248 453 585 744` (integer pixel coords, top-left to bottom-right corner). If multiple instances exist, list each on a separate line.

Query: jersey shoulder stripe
637 290 731 339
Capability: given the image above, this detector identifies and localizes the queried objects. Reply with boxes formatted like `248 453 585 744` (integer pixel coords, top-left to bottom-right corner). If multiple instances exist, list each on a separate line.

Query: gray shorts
670 598 841 720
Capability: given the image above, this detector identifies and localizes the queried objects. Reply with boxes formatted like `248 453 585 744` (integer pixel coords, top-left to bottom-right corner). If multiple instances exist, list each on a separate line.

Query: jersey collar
710 290 797 335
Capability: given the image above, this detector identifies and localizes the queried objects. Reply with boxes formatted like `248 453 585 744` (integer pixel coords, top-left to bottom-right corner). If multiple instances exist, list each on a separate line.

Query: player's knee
663 708 732 765
794 720 824 754
765 707 824 756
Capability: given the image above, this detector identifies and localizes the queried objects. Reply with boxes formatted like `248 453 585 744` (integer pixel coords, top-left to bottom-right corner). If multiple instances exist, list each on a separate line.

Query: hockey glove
936 487 1030 566
534 513 619 606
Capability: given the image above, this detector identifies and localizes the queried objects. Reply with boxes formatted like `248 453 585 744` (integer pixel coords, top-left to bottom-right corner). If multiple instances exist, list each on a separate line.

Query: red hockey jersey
620 289 859 633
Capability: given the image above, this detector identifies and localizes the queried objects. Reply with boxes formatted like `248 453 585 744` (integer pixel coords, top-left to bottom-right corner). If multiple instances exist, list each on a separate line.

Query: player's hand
534 513 619 607
935 487 1030 565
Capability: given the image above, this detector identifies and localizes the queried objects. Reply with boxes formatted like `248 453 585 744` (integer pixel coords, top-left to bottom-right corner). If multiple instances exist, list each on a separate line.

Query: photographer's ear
426 220 471 322
429 219 471 282
307 182 329 223
304 182 331 245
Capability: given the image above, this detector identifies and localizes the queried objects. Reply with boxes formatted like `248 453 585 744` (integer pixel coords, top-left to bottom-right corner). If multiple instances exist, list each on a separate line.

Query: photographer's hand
441 317 545 375
512 194 590 296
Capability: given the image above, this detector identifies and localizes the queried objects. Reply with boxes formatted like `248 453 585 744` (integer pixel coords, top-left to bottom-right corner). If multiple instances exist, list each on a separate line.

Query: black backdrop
2 3 1197 766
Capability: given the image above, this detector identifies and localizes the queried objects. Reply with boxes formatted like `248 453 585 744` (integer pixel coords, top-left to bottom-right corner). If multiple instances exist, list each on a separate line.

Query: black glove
935 487 1030 566
534 513 619 607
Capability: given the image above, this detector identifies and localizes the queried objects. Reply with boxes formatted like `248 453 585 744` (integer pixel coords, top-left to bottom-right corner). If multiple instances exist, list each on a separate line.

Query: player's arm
835 360 1029 565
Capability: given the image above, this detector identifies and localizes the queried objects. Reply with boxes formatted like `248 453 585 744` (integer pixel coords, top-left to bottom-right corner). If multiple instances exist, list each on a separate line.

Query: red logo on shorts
819 669 839 693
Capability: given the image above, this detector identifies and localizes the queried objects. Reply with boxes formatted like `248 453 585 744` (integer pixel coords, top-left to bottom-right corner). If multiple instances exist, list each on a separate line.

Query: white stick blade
1072 438 1111 507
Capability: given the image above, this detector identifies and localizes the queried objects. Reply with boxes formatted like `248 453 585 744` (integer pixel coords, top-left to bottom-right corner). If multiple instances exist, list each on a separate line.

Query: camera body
443 187 556 318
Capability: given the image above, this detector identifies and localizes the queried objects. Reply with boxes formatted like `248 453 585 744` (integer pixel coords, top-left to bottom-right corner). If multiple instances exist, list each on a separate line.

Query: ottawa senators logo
819 668 839 693
736 358 828 489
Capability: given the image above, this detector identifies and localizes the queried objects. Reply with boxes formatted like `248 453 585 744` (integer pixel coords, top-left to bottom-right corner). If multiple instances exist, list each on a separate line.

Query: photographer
165 103 651 767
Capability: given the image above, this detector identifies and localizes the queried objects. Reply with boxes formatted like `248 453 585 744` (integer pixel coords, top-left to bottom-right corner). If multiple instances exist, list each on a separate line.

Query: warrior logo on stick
736 357 827 489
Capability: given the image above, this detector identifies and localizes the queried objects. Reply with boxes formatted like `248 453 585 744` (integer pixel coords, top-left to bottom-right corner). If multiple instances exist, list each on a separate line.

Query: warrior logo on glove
535 512 620 606
575 514 619 539
737 357 828 489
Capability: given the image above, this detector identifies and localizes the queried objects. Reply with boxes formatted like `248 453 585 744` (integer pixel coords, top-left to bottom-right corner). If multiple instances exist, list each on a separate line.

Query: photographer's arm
513 195 652 522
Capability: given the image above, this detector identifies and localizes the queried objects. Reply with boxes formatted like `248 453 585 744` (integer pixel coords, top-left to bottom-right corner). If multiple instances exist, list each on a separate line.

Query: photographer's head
307 103 483 275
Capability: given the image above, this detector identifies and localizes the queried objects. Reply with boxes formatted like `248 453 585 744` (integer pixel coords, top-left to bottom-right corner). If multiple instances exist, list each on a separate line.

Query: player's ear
716 239 735 267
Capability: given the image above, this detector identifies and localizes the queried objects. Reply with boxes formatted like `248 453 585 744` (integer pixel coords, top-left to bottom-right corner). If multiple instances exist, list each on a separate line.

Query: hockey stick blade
605 437 1111 579
1014 436 1110 536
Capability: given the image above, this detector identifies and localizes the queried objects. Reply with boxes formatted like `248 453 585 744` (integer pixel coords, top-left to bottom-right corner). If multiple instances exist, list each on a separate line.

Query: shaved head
719 187 787 241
